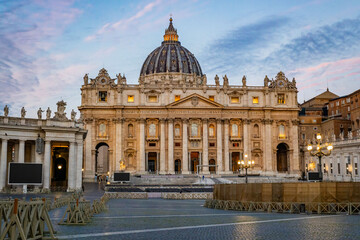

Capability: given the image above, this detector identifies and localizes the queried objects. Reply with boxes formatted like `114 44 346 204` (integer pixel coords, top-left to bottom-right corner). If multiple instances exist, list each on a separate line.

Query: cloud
85 0 162 41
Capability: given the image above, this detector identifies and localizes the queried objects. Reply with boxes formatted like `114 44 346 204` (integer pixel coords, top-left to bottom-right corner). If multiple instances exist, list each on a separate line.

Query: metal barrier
104 192 148 199
204 199 360 215
162 193 213 200
0 198 56 239
58 199 92 225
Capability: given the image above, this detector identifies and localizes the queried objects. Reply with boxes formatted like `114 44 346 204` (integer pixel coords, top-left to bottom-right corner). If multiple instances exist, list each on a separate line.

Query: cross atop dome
163 16 178 42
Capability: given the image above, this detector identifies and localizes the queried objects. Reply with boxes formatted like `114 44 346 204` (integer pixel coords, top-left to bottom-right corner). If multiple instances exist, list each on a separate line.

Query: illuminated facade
79 18 301 181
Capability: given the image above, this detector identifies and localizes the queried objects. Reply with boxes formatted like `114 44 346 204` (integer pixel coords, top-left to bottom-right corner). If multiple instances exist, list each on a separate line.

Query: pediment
166 93 224 108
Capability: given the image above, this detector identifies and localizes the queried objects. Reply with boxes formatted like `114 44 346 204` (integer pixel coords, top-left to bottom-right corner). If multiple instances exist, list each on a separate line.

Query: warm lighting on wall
231 97 239 103
175 95 181 101
209 96 214 101
57 165 62 170
253 97 259 104
127 95 134 103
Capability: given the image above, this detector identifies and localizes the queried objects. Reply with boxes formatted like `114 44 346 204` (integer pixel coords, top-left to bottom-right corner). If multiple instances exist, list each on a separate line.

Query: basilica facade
79 18 301 181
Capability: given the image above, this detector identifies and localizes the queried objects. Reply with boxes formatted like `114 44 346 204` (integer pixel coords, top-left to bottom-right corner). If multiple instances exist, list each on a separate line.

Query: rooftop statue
37 108 44 119
21 107 26 118
46 107 51 119
3 105 9 117
242 75 247 87
83 73 88 85
214 75 220 86
53 100 68 121
71 109 77 121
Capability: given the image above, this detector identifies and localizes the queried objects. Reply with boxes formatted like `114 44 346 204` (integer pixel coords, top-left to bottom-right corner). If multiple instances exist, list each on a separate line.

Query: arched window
191 123 198 137
128 124 134 137
209 124 215 137
175 124 181 137
279 125 285 139
254 124 259 138
231 124 238 137
149 123 156 137
99 124 106 137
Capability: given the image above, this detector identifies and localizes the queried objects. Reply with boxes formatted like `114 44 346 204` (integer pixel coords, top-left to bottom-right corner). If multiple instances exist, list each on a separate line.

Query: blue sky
1 0 360 117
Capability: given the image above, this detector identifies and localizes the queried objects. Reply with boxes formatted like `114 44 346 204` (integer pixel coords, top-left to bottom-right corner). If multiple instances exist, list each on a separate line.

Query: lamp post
307 133 333 182
238 154 255 184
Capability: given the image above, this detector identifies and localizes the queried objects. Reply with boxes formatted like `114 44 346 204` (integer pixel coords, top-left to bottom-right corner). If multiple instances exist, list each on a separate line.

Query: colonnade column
202 119 209 174
224 119 230 173
43 141 51 190
264 119 273 173
182 119 189 174
243 120 250 157
68 141 76 191
216 119 223 173
115 118 123 172
76 141 83 189
168 119 174 174
139 118 146 173
160 119 166 174
0 139 8 191
84 119 93 180
291 119 300 174
18 140 25 163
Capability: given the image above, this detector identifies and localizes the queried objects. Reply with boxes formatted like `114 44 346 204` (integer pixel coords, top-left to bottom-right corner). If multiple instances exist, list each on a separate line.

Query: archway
95 142 109 174
231 152 240 172
277 143 289 172
147 152 157 173
191 152 199 173
53 157 67 181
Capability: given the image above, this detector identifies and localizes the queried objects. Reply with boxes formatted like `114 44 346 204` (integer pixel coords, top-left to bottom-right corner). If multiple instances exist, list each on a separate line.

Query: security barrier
0 198 56 239
104 192 148 199
204 199 360 215
92 199 107 214
162 192 213 200
58 199 92 225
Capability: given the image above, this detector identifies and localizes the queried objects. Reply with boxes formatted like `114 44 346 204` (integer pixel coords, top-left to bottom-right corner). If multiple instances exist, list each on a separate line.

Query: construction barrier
162 192 213 200
204 199 360 215
92 199 107 214
0 198 56 239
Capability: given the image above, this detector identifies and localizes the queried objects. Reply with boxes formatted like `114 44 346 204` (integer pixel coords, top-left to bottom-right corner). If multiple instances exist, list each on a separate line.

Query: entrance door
277 143 289 172
175 159 181 173
232 152 240 172
209 159 216 173
95 143 109 174
191 152 199 173
148 152 157 173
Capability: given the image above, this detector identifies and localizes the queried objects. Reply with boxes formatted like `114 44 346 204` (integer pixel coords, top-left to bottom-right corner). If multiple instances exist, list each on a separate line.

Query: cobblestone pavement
49 198 360 240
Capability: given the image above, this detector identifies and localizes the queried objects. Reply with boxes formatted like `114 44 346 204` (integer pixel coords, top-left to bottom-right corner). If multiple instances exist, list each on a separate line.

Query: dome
140 18 203 76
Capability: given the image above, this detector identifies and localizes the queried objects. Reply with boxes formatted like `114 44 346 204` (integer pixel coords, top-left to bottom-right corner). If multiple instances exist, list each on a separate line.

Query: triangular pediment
166 93 224 108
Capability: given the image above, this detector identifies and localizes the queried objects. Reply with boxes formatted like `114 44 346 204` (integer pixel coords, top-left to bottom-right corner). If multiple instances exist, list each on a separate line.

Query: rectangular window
330 163 333 174
346 98 350 103
127 95 134 103
253 96 259 104
302 134 305 140
346 163 350 174
148 95 158 102
336 101 339 106
99 91 107 102
324 163 326 173
277 94 285 104
175 142 181 147
231 97 239 103
355 163 358 175
341 100 345 105
232 143 239 147
175 95 181 101
149 143 156 147
338 163 341 174
209 96 214 101
209 142 215 147
312 119 317 123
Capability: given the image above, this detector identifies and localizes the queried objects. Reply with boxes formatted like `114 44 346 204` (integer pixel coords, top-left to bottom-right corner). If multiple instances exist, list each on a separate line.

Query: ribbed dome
140 18 203 76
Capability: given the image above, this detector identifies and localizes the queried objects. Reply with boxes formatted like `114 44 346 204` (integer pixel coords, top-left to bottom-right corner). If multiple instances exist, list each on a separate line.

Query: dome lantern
163 17 179 42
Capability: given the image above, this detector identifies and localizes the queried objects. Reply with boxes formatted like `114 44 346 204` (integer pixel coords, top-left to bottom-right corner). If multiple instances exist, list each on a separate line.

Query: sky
1 0 360 118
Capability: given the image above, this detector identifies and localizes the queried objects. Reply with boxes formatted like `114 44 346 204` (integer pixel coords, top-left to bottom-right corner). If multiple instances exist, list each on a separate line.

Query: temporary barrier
204 199 360 215
104 192 148 199
58 199 92 225
162 193 213 200
0 198 56 239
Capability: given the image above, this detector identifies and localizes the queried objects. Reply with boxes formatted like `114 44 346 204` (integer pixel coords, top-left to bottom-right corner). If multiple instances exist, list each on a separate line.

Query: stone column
264 119 273 174
243 120 251 160
202 119 209 174
43 141 51 190
160 119 166 174
216 119 223 173
291 119 300 175
76 141 83 190
18 140 25 163
139 118 146 173
0 139 8 191
115 118 122 172
224 119 230 173
84 119 93 180
68 141 76 191
182 119 190 174
168 118 174 174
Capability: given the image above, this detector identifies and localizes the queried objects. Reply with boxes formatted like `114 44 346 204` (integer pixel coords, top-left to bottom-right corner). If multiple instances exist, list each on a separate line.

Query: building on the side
0 101 86 192
300 88 360 181
79 18 301 181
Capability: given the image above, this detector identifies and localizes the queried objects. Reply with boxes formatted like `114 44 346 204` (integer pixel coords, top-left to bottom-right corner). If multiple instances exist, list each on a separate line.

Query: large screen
114 172 130 182
308 172 320 181
8 163 42 185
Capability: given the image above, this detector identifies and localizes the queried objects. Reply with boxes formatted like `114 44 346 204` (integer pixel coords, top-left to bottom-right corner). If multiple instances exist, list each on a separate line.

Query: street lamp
238 154 255 183
307 133 333 182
